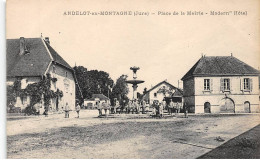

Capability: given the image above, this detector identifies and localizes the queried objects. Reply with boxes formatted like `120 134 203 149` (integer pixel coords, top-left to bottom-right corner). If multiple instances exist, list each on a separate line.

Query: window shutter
210 79 213 91
230 78 232 91
220 78 224 91
249 78 253 92
240 78 243 91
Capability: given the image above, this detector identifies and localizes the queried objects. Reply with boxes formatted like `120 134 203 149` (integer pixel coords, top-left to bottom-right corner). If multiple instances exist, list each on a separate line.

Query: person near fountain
142 100 146 114
162 99 167 112
133 99 139 114
168 99 174 116
159 102 164 118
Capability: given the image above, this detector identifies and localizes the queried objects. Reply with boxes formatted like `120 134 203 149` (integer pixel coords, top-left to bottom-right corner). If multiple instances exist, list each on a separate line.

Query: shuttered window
221 78 230 91
244 78 249 90
204 79 210 90
224 79 230 91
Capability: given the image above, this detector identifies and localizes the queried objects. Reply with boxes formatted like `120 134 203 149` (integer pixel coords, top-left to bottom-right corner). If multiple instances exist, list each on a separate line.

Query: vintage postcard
5 0 260 159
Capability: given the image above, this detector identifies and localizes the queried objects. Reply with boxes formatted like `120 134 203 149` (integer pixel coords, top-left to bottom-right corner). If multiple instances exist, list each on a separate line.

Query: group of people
150 99 188 118
64 102 81 118
126 99 149 114
96 100 111 117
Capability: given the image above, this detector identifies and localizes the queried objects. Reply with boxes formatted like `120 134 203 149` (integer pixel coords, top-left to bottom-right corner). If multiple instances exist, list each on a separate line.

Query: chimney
19 37 25 55
45 37 50 44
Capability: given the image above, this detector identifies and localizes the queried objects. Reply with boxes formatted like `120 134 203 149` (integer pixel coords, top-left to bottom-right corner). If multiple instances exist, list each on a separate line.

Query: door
220 98 235 113
204 102 211 113
244 101 250 113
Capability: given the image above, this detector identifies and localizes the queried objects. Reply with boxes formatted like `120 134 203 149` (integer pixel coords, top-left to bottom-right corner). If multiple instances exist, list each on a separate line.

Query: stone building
6 37 81 113
181 56 259 113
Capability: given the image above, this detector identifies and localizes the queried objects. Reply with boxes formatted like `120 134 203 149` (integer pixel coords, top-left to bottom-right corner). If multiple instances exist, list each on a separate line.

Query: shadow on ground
198 124 260 159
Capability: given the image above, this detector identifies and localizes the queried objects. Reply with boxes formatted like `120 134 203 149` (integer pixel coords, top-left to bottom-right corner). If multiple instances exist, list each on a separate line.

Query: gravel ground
6 110 260 159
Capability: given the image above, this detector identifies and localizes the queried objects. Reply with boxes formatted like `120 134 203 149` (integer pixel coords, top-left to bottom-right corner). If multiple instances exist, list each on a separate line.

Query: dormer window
65 72 68 77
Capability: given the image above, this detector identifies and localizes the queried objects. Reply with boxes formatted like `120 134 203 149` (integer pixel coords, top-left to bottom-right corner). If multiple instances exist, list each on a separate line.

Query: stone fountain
125 66 145 99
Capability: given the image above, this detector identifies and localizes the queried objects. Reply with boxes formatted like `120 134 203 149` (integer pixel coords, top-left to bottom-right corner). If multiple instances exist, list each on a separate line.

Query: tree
110 75 129 105
73 66 114 103
157 86 173 97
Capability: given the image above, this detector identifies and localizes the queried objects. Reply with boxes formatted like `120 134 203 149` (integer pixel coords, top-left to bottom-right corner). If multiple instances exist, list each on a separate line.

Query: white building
181 56 260 113
142 80 183 105
6 37 81 113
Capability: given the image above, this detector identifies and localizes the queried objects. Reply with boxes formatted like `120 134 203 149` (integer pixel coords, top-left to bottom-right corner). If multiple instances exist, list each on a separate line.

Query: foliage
23 106 37 115
111 75 129 105
157 86 173 96
73 66 114 103
6 74 63 113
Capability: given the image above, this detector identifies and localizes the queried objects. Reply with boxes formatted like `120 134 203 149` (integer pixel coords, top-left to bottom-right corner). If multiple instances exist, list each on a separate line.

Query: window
154 93 157 97
244 78 249 90
65 72 68 77
204 79 210 90
223 79 230 91
242 78 252 91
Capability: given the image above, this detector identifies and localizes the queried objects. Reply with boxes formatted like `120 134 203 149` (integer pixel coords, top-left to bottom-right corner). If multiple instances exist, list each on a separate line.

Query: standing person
176 102 180 115
183 103 188 118
169 99 174 116
64 102 70 118
162 99 167 111
136 100 140 114
103 101 108 118
142 100 146 114
128 100 132 114
75 103 81 118
159 102 164 118
97 101 102 117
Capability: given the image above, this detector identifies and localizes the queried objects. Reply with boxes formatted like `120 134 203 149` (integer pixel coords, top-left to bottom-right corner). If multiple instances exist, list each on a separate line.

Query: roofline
181 73 260 80
145 80 179 94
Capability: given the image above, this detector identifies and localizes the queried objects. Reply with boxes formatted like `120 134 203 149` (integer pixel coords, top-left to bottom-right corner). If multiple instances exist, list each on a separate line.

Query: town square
3 0 260 159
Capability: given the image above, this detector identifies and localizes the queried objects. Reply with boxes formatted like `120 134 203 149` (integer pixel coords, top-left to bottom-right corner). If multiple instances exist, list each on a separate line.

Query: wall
149 82 176 104
193 76 259 113
48 63 76 111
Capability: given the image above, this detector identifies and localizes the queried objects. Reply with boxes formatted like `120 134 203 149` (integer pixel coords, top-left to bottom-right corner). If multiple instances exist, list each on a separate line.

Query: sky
6 0 260 97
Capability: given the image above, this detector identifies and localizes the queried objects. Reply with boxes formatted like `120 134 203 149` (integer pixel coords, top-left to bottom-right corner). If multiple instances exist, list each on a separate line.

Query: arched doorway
219 98 235 113
244 101 250 113
204 102 211 113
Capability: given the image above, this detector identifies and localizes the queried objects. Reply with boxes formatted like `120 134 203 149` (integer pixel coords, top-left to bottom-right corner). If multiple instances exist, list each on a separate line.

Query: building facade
7 37 80 113
143 80 183 105
181 56 260 113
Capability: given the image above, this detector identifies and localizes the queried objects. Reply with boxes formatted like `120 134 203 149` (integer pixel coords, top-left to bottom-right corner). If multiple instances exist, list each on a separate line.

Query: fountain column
125 66 144 100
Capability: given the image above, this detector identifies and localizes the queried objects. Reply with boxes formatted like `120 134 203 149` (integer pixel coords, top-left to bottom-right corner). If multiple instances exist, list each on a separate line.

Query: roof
7 37 73 77
7 38 51 76
145 80 181 94
181 56 260 80
172 89 183 97
85 94 109 101
44 40 72 70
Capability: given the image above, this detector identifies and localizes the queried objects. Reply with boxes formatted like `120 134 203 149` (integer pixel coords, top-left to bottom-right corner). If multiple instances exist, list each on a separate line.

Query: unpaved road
7 110 260 159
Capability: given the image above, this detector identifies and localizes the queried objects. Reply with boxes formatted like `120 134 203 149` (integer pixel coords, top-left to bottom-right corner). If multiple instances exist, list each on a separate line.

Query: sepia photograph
4 0 260 159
